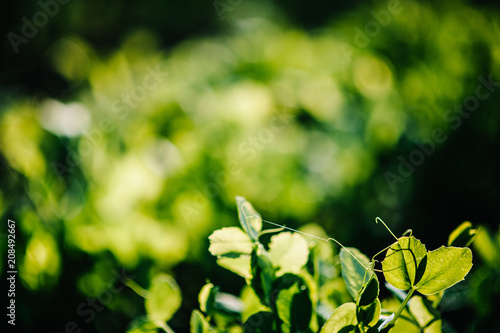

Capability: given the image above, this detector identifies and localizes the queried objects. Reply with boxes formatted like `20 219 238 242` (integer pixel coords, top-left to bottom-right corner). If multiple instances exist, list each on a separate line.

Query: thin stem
124 279 149 298
327 237 371 271
375 217 399 241
391 287 416 326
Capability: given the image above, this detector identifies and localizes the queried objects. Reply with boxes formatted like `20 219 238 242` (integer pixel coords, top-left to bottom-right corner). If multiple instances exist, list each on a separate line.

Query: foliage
1 1 499 332
126 197 474 332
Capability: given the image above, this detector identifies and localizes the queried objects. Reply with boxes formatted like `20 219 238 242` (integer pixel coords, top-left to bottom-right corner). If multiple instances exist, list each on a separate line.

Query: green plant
125 197 475 333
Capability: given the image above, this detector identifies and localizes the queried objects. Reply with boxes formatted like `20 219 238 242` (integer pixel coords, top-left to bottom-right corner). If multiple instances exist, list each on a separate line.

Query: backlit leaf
319 302 357 333
217 255 252 279
268 232 309 276
236 196 262 241
415 246 473 295
340 247 373 301
208 227 253 256
381 237 427 291
408 296 441 332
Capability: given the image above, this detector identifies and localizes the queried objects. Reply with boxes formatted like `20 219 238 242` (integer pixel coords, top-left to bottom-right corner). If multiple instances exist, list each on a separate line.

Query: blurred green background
1 0 500 332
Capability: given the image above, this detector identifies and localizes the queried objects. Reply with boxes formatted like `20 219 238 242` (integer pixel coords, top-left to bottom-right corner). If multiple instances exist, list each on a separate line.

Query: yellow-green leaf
415 246 473 295
236 196 262 241
145 274 182 323
208 227 253 256
319 302 357 333
382 237 427 291
340 247 373 301
217 255 252 279
408 296 441 333
448 222 477 247
268 232 309 277
190 310 211 333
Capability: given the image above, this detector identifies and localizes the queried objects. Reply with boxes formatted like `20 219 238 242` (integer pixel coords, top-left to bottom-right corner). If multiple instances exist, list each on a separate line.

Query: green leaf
381 236 427 291
236 196 262 241
217 255 252 279
319 302 357 333
145 274 182 323
208 227 253 256
190 310 211 333
251 243 274 306
340 247 373 301
357 298 381 328
198 283 217 314
414 246 473 295
276 277 312 332
126 316 158 333
243 312 276 333
408 296 441 332
358 276 379 306
448 221 477 247
268 232 310 277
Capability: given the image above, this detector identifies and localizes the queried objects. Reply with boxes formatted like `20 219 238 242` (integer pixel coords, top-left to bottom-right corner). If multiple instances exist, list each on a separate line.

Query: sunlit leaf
340 247 373 300
415 246 473 295
319 302 357 333
217 255 252 279
381 237 427 291
268 232 309 276
145 274 182 323
208 227 254 256
236 196 262 241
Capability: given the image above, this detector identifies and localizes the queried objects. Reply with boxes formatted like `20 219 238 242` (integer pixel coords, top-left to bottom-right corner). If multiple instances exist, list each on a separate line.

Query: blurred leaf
415 247 473 295
198 283 217 314
126 316 158 333
208 227 254 256
473 227 500 267
145 274 182 324
190 310 211 333
319 302 357 333
340 247 373 300
384 282 407 302
236 196 262 241
382 237 427 291
243 312 276 333
268 232 309 277
408 296 441 332
448 222 477 247
214 292 244 315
